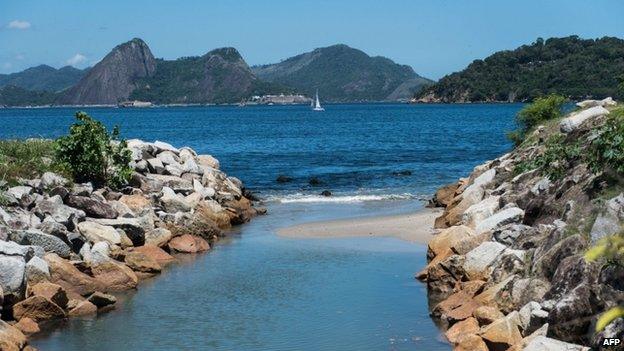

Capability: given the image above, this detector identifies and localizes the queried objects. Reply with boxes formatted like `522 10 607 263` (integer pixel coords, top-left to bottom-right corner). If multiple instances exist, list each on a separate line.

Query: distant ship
312 90 325 111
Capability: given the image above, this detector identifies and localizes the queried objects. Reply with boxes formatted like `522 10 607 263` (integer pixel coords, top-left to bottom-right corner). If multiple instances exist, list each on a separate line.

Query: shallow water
1 104 520 350
31 201 449 351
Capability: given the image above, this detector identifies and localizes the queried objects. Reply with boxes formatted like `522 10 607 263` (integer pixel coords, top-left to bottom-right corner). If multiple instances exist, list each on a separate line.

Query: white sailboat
312 90 325 111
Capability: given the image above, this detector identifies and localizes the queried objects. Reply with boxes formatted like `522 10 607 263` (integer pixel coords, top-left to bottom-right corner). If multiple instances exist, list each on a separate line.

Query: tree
55 111 132 188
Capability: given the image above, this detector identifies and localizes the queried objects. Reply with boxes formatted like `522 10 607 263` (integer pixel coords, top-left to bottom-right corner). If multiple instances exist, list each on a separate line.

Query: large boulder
523 336 590 351
160 187 192 213
28 282 68 309
196 154 220 170
9 229 71 258
445 317 479 344
44 253 102 296
89 217 146 246
560 105 609 133
68 300 97 317
77 221 121 246
0 320 28 351
87 291 116 308
39 172 68 190
532 234 585 279
479 311 523 349
33 200 85 229
168 234 209 253
119 194 152 217
13 295 66 322
124 251 161 273
475 207 524 234
589 193 624 243
25 256 50 285
427 225 475 259
91 260 138 292
463 241 507 280
0 255 26 298
131 245 175 265
66 195 118 219
463 196 501 229
144 228 172 247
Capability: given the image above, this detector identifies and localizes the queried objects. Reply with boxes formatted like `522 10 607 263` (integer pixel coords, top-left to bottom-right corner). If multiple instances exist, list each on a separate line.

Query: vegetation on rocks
508 94 567 145
55 112 132 189
587 107 624 174
0 139 69 186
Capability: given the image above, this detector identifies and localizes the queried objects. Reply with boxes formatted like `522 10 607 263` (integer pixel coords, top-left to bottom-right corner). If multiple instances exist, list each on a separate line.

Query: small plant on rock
55 111 132 189
508 94 567 146
587 108 624 175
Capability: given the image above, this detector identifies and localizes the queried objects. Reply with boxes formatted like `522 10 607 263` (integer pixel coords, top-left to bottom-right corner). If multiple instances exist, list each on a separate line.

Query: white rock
589 193 624 243
476 207 525 234
181 158 202 174
462 195 501 229
39 172 68 190
145 228 172 247
153 141 180 154
160 187 192 213
77 221 122 246
25 256 50 284
560 106 609 133
6 186 33 199
146 158 165 174
464 241 507 279
196 154 220 170
523 336 589 351
575 97 616 108
165 164 183 177
179 148 196 161
0 254 26 295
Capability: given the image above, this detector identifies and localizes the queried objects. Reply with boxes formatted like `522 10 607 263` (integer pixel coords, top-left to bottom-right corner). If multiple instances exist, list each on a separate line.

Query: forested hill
416 36 624 103
253 44 432 101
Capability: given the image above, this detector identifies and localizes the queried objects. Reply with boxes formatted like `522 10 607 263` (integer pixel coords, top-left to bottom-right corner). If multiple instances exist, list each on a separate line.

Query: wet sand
277 207 440 244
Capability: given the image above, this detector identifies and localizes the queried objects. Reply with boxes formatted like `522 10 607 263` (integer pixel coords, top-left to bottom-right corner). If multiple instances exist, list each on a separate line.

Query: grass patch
0 139 71 186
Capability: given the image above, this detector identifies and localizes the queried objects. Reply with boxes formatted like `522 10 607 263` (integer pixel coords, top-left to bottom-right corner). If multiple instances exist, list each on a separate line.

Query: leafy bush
55 112 132 188
0 139 69 186
508 94 567 145
513 134 581 179
587 108 624 175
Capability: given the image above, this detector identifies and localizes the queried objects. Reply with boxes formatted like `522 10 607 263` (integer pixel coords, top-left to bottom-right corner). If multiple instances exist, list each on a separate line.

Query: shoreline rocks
420 101 623 350
0 139 263 348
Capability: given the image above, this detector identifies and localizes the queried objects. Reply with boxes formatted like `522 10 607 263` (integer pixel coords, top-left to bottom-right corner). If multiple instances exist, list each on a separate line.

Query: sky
1 0 623 80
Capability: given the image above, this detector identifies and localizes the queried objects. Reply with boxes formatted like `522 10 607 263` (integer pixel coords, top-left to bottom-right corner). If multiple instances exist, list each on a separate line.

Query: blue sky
2 0 623 79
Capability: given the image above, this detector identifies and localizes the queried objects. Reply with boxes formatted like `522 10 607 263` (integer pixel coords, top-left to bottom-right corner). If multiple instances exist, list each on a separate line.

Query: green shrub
508 94 567 145
55 112 132 188
588 108 624 175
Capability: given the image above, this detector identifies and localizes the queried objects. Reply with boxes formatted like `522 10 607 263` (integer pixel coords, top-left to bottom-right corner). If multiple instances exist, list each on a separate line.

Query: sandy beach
277 207 441 244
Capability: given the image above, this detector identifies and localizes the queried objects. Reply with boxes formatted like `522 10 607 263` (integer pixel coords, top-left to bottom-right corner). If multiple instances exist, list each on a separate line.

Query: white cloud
7 20 31 30
66 53 87 66
15 54 24 60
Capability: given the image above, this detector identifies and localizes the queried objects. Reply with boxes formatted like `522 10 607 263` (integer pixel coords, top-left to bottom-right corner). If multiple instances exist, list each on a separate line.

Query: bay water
0 104 519 350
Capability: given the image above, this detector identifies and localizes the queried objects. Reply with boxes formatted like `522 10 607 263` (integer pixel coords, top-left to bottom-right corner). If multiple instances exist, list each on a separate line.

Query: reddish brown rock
132 245 175 265
431 183 459 208
0 320 28 351
14 317 39 335
473 305 505 326
479 313 523 349
68 300 97 317
427 225 475 259
91 261 138 291
13 295 66 322
124 251 161 273
168 234 209 253
456 334 488 351
44 253 102 296
28 282 68 309
446 299 481 324
119 194 152 216
445 317 479 344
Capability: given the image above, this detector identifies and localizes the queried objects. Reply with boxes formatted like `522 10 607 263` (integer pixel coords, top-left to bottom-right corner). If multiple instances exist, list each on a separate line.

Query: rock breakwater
420 99 624 350
0 139 262 349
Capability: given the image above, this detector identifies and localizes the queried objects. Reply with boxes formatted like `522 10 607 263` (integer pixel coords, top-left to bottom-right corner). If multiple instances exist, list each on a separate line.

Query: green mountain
252 44 432 101
130 48 288 104
0 65 87 92
416 36 624 102
0 85 57 106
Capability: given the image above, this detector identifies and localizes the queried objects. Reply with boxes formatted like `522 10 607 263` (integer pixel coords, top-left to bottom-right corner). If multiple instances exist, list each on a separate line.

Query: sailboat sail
313 90 325 111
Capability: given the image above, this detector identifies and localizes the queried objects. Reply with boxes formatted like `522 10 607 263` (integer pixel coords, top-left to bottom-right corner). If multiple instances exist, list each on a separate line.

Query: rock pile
0 139 262 349
420 100 623 350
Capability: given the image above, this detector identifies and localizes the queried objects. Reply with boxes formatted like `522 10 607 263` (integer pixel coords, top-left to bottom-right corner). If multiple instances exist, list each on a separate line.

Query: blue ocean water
0 104 519 203
1 104 521 350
